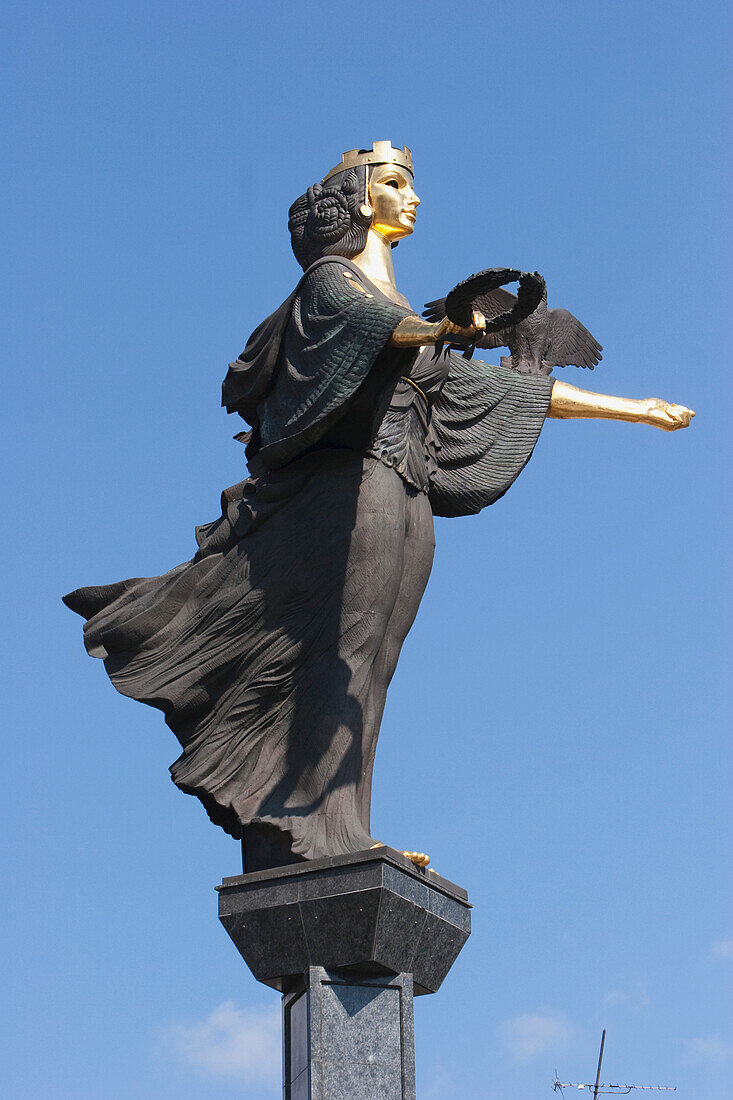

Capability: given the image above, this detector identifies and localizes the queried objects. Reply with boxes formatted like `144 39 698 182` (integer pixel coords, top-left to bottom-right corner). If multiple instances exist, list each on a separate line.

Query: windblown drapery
65 258 552 868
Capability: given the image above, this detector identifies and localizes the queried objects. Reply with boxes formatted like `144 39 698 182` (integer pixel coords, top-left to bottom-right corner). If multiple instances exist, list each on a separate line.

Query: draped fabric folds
428 352 553 517
222 257 414 468
64 257 553 866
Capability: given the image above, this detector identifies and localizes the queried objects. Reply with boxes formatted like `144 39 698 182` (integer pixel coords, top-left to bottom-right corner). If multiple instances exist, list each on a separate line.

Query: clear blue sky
2 2 730 1097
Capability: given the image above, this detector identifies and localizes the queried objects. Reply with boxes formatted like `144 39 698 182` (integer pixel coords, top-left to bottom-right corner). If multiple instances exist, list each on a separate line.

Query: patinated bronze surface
64 142 694 872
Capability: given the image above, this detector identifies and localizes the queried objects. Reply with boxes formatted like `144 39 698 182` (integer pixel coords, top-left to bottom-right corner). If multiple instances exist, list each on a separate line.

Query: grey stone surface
217 846 471 995
299 889 383 967
284 968 415 1100
219 876 301 914
296 864 381 902
220 845 469 902
289 1070 309 1100
412 910 468 996
382 862 430 908
289 990 309 1081
427 884 472 930
221 903 309 982
221 849 468 1097
371 893 426 977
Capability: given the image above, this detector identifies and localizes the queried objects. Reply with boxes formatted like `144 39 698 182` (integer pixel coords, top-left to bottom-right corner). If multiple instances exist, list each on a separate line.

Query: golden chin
371 220 415 241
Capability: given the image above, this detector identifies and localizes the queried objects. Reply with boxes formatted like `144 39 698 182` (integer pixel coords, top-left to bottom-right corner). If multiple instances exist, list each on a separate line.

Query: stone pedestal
283 967 414 1099
216 846 471 1099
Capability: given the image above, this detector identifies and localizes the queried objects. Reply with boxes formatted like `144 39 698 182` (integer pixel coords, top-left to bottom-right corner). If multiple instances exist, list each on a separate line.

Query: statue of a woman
64 142 693 872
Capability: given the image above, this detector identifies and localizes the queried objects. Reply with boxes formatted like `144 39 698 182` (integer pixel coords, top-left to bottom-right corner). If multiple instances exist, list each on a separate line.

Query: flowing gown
64 257 553 869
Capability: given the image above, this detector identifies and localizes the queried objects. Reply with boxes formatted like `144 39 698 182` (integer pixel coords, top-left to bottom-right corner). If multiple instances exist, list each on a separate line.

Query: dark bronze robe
64 258 553 868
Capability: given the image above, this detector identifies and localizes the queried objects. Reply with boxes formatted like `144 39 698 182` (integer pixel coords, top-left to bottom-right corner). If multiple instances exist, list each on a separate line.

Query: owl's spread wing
545 308 603 369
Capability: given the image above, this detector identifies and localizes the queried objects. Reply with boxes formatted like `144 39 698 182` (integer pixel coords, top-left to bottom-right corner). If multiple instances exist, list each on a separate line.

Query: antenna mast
553 1029 676 1095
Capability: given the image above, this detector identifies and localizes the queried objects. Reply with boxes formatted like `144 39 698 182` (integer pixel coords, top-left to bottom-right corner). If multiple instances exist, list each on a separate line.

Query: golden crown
321 141 414 184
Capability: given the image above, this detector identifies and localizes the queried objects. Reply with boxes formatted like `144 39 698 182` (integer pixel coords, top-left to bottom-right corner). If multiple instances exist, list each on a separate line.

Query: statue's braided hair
288 167 373 270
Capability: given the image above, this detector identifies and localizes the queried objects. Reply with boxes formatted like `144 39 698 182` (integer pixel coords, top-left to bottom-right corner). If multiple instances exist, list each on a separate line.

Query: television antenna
553 1029 676 1096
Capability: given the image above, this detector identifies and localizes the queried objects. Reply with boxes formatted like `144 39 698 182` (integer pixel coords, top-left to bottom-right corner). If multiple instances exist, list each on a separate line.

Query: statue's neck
351 229 399 296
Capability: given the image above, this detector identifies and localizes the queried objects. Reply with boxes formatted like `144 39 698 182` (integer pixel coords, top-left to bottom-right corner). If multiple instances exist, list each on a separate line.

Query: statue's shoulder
300 255 359 287
295 256 374 312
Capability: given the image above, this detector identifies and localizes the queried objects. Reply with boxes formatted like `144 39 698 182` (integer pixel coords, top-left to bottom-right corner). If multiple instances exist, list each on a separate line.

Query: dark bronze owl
424 270 602 376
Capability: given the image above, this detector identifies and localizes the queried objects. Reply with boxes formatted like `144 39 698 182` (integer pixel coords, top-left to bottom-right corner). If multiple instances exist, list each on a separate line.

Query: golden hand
390 310 486 348
434 309 486 344
638 398 696 431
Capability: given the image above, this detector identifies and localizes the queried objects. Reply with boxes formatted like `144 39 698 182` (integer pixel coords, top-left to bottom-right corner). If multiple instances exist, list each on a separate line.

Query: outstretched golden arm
548 379 695 431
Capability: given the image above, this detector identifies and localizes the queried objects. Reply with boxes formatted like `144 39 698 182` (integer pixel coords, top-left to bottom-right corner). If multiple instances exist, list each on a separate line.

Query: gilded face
368 163 420 241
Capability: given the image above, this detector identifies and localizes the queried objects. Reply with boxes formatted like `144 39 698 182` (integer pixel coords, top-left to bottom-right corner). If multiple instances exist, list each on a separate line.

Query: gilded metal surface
322 140 413 183
371 841 430 869
400 375 429 404
348 157 493 346
402 851 430 868
348 162 420 297
390 311 487 348
350 228 402 298
368 163 420 242
341 270 373 298
548 379 695 430
347 156 494 344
